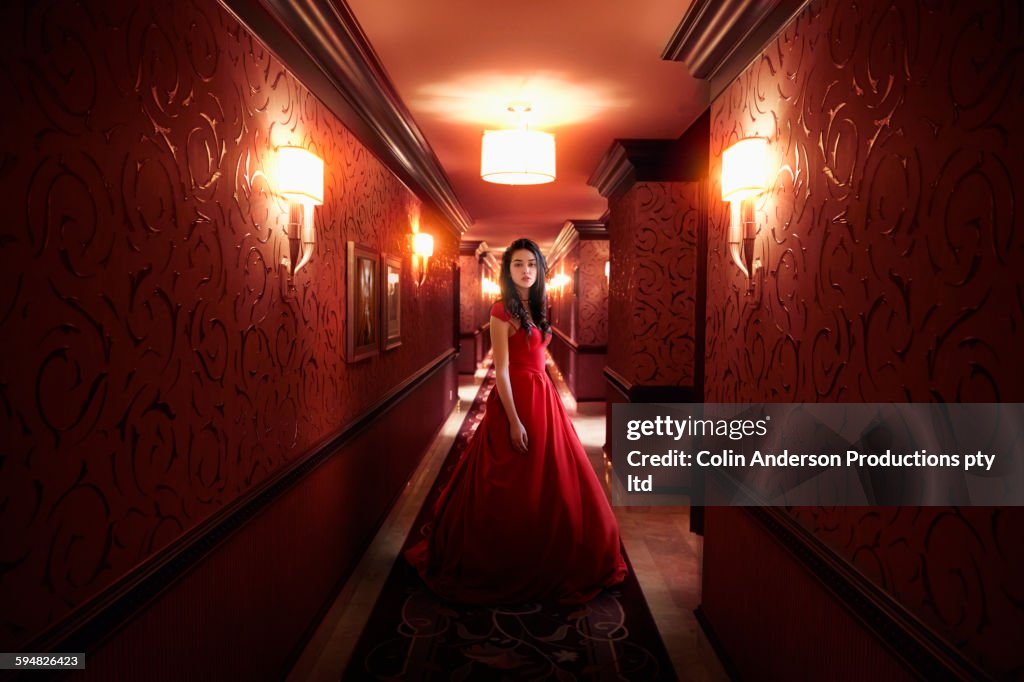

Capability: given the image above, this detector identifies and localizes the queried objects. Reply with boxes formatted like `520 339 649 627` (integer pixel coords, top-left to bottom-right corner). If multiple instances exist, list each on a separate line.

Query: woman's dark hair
500 238 551 336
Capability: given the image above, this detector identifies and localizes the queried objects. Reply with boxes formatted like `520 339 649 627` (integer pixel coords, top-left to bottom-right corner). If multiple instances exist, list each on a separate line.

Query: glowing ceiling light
481 104 556 186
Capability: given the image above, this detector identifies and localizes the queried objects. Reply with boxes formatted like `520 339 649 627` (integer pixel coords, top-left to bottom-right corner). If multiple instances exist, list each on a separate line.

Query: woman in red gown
405 238 628 605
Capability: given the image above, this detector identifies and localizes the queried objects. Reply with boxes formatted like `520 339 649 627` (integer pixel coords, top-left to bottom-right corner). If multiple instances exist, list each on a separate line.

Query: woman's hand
509 420 529 453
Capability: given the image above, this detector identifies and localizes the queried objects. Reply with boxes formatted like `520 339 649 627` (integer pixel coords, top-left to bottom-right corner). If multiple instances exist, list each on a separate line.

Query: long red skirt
404 366 628 605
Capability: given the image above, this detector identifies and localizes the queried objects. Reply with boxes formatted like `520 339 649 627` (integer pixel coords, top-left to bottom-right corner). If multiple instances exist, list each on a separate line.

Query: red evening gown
404 301 628 605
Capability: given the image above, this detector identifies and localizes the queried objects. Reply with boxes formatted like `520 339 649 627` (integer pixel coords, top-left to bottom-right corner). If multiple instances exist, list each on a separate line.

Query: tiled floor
287 362 730 681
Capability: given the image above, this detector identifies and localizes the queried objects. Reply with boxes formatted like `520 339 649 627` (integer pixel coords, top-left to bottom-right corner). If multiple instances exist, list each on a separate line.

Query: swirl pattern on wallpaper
609 182 701 385
576 240 609 347
459 255 482 333
0 0 456 648
706 0 1022 403
789 505 1024 676
704 0 1023 674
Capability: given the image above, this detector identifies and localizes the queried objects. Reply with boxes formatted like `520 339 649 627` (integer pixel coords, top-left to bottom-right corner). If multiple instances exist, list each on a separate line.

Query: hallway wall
0 0 457 658
608 182 702 387
460 254 484 335
701 0 1024 676
576 240 610 347
548 231 609 401
549 238 610 348
458 251 483 372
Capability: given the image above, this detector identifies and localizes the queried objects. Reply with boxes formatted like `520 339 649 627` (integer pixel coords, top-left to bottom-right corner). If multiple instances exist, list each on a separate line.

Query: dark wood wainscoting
458 330 479 374
67 352 457 682
549 328 607 402
699 475 988 682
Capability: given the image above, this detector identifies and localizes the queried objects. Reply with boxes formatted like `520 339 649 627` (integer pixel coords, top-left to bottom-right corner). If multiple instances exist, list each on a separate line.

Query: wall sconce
277 146 324 292
721 137 770 295
604 260 610 283
550 272 571 293
412 231 434 286
481 276 500 297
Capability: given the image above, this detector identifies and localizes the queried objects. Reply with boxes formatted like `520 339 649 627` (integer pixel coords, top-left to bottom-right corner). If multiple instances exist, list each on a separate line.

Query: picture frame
346 241 380 362
382 254 402 350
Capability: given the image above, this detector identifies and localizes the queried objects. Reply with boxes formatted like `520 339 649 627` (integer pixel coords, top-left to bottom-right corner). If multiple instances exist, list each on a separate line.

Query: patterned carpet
342 370 677 681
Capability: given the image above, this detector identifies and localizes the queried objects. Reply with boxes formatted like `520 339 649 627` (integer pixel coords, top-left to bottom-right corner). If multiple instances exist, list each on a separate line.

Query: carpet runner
342 370 677 681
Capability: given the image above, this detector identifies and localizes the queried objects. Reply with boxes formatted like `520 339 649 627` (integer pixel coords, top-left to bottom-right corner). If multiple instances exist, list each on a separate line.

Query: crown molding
573 220 610 240
589 140 661 198
663 0 811 98
459 240 483 256
548 219 608 266
218 0 472 236
479 249 499 272
588 141 633 198
475 242 492 262
588 134 710 199
662 0 778 78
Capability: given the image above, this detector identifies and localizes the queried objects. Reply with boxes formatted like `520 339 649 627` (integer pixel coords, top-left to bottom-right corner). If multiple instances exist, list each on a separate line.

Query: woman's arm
490 315 529 453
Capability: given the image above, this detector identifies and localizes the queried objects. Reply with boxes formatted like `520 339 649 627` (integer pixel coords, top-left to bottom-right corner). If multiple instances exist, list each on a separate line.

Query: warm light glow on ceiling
413 71 630 128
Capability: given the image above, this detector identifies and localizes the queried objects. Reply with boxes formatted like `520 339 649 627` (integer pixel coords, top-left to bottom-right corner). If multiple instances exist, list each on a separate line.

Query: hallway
288 365 728 681
2 0 1022 679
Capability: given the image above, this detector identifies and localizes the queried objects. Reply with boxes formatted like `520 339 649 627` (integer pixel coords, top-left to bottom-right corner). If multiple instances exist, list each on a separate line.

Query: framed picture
346 242 379 362
382 254 402 350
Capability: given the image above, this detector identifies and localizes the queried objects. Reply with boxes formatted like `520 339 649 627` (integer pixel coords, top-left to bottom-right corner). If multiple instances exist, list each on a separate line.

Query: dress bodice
491 301 551 374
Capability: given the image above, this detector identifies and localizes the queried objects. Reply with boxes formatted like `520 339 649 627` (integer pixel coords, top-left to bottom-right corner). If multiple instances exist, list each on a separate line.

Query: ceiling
345 0 708 251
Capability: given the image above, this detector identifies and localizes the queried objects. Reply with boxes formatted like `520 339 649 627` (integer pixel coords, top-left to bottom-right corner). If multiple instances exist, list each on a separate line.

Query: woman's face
509 249 538 290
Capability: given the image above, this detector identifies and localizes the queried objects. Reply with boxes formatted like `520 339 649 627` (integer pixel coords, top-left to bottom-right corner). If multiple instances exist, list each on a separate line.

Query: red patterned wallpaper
608 182 701 386
0 0 456 648
792 506 1024 675
577 240 609 347
706 0 1022 403
459 254 481 333
704 0 1023 673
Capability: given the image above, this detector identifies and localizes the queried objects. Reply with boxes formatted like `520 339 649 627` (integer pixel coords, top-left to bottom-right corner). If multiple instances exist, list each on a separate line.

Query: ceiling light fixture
480 104 556 186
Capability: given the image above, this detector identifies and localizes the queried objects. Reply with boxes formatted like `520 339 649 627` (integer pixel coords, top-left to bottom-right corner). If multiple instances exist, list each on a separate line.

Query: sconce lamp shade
721 137 769 201
413 232 434 257
481 129 556 185
278 146 324 205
